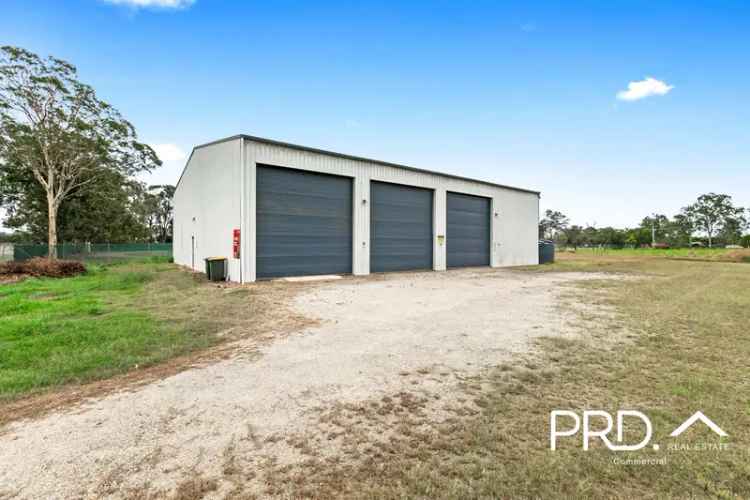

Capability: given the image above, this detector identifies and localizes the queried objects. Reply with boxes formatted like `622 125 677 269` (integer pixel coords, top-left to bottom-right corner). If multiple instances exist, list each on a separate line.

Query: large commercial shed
173 135 540 283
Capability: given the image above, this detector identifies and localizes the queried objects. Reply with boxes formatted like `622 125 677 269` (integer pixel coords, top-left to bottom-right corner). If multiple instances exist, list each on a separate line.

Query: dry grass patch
233 258 750 498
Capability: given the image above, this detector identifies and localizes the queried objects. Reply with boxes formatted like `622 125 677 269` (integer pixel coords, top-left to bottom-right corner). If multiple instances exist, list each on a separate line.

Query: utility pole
649 213 660 247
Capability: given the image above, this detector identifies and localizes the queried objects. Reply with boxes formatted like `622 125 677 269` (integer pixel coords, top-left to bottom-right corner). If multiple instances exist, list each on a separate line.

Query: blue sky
3 0 748 227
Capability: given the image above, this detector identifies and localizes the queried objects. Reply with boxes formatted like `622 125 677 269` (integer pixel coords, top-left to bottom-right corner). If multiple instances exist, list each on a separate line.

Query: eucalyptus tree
539 209 570 241
681 193 745 248
143 184 175 243
0 46 160 257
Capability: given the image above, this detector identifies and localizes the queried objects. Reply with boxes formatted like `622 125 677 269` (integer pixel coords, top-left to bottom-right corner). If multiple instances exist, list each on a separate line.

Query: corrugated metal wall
173 139 242 280
242 139 539 282
175 137 540 283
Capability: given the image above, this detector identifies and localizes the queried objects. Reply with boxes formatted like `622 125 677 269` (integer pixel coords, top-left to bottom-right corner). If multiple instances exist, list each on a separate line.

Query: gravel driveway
0 268 608 499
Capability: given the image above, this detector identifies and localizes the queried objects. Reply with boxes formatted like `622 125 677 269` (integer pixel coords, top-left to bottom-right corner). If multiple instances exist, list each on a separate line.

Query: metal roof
177 134 541 196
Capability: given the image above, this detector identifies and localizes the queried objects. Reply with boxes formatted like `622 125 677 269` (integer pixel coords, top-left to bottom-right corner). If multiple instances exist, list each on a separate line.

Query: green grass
0 262 214 400
567 246 749 261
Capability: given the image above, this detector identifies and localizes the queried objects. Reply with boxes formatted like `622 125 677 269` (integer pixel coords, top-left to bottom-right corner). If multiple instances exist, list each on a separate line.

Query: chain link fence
11 243 172 263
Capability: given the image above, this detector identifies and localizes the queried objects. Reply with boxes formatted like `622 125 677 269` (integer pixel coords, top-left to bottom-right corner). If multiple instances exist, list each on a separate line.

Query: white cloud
101 0 195 9
616 77 674 101
141 143 187 186
520 22 537 33
150 143 186 163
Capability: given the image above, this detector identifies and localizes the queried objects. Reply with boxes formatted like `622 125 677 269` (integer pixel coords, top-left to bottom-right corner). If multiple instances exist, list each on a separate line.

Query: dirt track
0 268 614 499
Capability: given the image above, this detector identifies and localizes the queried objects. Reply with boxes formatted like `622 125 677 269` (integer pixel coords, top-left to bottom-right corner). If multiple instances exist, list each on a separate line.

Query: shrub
0 258 86 278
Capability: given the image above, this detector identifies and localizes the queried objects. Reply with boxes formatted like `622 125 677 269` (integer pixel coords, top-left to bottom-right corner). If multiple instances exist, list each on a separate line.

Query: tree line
540 193 749 248
0 46 173 254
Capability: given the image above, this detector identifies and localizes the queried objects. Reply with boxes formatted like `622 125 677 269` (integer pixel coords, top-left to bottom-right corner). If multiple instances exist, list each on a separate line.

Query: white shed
173 135 540 283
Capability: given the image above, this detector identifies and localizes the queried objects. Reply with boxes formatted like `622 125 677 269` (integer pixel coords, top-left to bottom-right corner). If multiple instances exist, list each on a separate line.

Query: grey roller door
447 192 491 268
370 181 433 272
256 165 352 278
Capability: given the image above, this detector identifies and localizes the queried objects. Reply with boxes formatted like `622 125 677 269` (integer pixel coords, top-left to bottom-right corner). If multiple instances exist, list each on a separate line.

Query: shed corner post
241 139 257 283
536 192 541 265
433 188 447 271
353 175 370 276
491 196 501 268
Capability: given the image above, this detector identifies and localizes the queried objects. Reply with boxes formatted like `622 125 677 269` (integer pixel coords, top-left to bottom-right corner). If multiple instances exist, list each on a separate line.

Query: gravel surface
0 268 612 499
